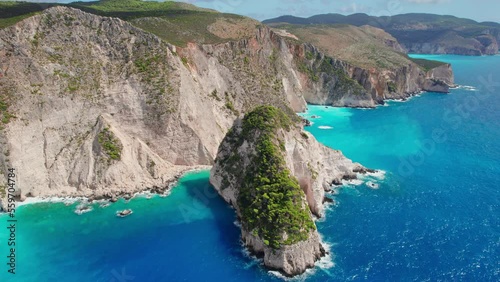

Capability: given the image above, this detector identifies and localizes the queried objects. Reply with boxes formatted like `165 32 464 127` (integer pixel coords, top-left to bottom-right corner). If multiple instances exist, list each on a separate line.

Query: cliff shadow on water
182 177 245 260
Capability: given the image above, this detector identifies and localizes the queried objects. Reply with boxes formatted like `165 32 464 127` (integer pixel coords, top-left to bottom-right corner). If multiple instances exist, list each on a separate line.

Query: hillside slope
271 24 409 70
0 0 260 47
264 13 500 55
0 1 455 106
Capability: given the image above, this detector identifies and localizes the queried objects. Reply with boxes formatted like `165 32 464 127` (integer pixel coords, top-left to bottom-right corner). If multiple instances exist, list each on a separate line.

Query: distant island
263 13 500 56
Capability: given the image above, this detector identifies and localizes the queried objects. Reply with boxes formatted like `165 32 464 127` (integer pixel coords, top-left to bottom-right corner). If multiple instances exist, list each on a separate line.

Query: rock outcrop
210 106 366 276
298 44 454 107
264 24 456 107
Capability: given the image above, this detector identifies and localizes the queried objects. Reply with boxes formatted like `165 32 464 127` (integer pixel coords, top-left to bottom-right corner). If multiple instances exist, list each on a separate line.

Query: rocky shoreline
210 106 374 276
0 166 211 213
242 229 327 278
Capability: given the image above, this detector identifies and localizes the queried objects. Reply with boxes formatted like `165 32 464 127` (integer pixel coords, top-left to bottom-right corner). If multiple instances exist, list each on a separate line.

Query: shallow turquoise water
0 171 278 281
1 55 499 281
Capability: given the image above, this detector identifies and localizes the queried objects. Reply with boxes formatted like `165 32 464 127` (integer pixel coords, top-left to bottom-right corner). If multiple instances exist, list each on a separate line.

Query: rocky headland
209 106 367 276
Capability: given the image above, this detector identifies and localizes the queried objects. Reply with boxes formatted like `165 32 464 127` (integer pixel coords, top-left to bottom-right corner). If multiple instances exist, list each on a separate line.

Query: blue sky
184 0 500 22
6 0 500 22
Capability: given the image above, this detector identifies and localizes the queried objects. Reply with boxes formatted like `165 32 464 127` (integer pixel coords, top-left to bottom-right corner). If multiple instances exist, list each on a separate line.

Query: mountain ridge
264 13 500 56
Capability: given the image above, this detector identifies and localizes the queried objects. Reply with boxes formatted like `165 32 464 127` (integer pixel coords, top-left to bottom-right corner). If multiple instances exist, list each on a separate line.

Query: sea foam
455 85 478 91
366 170 386 180
16 196 83 207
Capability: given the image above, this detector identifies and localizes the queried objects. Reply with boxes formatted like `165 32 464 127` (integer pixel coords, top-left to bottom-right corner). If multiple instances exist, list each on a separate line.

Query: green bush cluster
224 92 239 115
98 127 122 161
221 106 315 249
0 98 15 125
134 54 162 74
210 89 221 101
269 49 278 64
297 61 319 82
387 81 397 93
297 54 365 95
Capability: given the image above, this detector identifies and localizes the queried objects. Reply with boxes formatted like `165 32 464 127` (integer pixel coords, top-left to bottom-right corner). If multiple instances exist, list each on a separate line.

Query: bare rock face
0 7 220 201
0 6 451 207
294 44 454 108
210 106 365 276
426 64 455 86
242 229 325 277
475 34 499 55
0 7 312 201
282 128 363 217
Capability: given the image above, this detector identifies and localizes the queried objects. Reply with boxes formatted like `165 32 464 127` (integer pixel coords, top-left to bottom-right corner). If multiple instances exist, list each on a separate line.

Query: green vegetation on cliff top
220 106 315 249
98 127 122 161
0 2 51 28
0 0 259 46
407 56 447 72
271 23 446 71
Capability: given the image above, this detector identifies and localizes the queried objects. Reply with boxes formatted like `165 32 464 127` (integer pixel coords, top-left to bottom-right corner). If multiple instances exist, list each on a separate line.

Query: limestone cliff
0 7 312 204
423 64 455 93
210 106 366 276
0 6 450 209
266 24 456 107
297 44 455 107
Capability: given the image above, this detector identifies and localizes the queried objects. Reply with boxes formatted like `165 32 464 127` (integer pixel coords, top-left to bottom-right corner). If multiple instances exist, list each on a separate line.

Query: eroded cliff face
0 7 220 202
210 117 364 218
0 6 451 207
423 64 455 93
290 44 455 108
209 106 366 276
0 7 313 202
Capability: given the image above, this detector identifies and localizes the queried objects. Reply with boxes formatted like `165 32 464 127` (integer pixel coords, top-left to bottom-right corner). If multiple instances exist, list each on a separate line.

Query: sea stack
210 106 366 276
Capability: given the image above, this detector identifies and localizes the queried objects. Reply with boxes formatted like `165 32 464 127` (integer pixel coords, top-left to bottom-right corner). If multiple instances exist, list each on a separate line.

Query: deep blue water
1 55 499 281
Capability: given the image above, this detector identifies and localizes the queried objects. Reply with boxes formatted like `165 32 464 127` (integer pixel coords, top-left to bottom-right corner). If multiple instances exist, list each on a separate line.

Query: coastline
305 87 450 110
304 83 467 114
6 83 468 214
2 165 212 212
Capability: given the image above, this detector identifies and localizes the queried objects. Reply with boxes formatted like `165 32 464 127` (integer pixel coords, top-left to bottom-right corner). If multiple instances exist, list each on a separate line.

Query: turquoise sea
1 55 499 281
